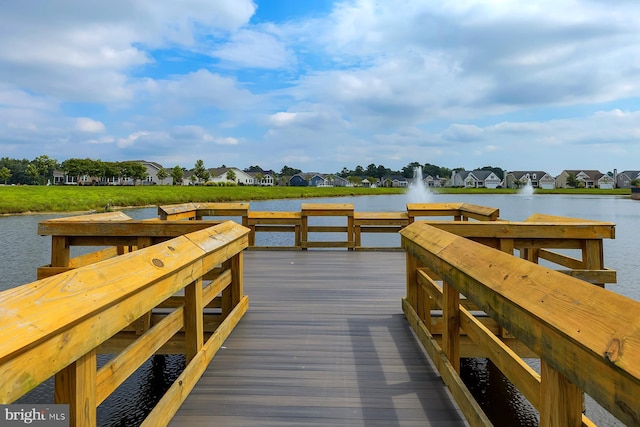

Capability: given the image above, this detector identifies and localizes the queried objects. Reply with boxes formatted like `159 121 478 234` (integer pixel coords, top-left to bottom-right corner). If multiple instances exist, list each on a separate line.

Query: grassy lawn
0 185 405 214
0 185 631 215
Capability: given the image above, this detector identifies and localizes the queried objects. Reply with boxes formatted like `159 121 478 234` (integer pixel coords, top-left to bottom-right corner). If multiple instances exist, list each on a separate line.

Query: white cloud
117 131 152 148
213 29 293 69
214 137 239 145
75 118 106 133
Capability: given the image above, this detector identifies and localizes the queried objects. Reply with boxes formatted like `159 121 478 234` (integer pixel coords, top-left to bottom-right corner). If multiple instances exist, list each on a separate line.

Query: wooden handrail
401 222 640 426
0 221 250 426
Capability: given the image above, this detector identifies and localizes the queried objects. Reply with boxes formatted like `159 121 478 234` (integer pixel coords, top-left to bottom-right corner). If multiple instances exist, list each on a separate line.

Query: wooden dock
170 251 466 426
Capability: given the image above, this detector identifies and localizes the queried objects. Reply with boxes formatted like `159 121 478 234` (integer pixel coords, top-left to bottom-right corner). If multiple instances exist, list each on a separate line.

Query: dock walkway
170 251 466 426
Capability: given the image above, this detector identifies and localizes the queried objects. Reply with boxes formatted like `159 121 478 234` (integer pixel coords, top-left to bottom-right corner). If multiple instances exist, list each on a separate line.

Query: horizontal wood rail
152 202 501 250
158 202 249 224
38 204 616 288
1 221 250 427
401 222 639 427
407 202 500 222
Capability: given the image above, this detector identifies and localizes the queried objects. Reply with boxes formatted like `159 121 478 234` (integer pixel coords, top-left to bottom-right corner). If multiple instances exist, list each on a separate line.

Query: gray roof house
556 170 612 189
451 170 502 188
616 170 640 188
504 171 556 190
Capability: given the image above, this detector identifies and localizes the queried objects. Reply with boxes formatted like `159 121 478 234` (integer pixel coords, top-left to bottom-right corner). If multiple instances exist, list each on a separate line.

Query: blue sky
1 0 639 176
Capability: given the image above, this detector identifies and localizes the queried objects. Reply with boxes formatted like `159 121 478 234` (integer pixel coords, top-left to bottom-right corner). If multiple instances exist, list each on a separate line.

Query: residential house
209 167 254 185
450 170 502 188
246 170 275 186
53 160 166 186
382 175 409 188
504 171 556 190
616 170 640 188
289 173 310 186
422 174 446 188
556 170 609 189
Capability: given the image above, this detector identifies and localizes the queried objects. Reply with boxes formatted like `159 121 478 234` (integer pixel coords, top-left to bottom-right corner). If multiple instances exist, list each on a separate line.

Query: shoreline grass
0 185 631 215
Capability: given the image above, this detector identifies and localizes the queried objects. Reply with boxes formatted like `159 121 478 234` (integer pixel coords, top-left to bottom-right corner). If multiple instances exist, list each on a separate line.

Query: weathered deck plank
170 251 465 426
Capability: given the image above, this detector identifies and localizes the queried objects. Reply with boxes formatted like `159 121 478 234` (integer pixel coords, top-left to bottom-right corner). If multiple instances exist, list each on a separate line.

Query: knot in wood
604 338 621 363
152 258 165 268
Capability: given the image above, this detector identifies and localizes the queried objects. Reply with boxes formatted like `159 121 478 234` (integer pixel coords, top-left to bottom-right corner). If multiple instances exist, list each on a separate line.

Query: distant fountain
407 166 432 203
519 178 534 196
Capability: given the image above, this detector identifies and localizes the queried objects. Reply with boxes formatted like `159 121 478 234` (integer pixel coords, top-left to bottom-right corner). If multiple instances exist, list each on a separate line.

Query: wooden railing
401 222 639 426
156 202 500 250
0 221 250 427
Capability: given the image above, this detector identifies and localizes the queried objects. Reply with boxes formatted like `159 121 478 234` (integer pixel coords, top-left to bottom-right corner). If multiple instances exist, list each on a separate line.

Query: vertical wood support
442 280 460 374
499 238 514 255
583 239 605 287
248 225 256 246
540 360 582 427
294 224 301 248
406 252 418 310
135 237 154 334
184 278 204 364
347 214 355 251
222 252 244 320
51 236 70 267
55 349 97 427
301 214 309 250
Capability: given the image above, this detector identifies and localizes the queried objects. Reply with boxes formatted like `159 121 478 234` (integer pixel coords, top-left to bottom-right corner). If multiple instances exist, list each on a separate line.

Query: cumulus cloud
1 0 640 174
75 118 106 133
212 29 294 69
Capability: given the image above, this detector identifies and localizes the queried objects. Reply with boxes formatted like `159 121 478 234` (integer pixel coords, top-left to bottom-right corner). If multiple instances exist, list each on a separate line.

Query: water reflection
461 358 538 426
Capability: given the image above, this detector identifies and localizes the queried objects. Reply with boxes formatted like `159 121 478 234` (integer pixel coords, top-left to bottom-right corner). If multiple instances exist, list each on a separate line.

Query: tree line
0 156 151 186
0 155 506 186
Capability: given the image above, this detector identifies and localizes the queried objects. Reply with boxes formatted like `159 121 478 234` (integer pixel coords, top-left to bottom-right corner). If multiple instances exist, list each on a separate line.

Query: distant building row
53 161 640 189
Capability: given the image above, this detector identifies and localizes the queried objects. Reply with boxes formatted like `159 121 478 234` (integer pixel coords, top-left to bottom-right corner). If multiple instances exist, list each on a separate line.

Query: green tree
120 161 148 186
193 159 208 184
170 165 184 185
630 178 639 187
0 166 12 184
280 165 301 177
0 157 29 184
347 176 361 186
156 168 169 184
32 155 59 185
254 172 265 186
226 169 236 183
61 158 93 185
401 162 422 179
25 164 39 184
566 173 580 188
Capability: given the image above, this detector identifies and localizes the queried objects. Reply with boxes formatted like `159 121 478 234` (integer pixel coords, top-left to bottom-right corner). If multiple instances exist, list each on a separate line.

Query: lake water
0 192 636 426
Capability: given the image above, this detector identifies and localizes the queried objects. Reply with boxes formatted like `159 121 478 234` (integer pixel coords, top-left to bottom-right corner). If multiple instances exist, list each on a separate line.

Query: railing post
540 360 582 427
54 349 97 427
222 252 244 320
583 239 605 287
406 252 418 311
51 236 70 268
442 280 460 373
184 278 204 364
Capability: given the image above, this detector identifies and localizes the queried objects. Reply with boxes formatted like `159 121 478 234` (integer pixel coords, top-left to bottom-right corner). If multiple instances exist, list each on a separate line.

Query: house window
532 173 537 179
